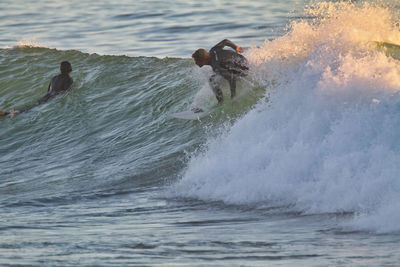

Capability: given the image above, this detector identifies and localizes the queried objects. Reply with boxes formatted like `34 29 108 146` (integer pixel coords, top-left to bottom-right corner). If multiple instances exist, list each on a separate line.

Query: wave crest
174 1 400 233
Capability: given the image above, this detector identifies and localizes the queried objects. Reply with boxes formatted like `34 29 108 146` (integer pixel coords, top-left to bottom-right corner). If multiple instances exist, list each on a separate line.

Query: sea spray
174 1 400 233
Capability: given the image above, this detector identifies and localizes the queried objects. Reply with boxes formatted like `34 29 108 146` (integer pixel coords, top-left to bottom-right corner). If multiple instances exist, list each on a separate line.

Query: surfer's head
60 61 72 74
192 49 210 67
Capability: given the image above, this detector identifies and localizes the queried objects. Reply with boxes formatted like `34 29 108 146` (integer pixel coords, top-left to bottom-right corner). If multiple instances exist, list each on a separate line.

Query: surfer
0 61 73 117
192 39 248 104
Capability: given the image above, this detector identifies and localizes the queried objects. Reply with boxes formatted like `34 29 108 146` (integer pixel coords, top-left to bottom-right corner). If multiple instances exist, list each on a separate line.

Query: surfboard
170 106 219 120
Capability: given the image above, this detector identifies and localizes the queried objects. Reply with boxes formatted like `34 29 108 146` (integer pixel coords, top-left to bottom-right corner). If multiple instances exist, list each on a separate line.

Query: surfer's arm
0 109 20 118
8 93 50 116
213 39 243 53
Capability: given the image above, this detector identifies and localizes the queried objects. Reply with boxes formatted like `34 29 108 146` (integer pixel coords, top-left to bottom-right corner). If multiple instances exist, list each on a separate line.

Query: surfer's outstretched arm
0 109 20 118
212 39 244 53
209 74 224 104
1 91 58 118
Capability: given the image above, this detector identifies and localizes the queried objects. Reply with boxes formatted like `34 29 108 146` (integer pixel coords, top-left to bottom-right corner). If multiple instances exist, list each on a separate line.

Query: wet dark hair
60 61 72 74
192 49 208 61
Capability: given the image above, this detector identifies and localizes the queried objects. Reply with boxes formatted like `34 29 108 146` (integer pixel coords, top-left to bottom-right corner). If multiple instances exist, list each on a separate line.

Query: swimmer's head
60 61 72 74
192 49 210 67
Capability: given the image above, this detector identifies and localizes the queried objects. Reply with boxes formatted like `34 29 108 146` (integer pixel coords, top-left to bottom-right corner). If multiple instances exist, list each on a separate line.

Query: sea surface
1 0 400 266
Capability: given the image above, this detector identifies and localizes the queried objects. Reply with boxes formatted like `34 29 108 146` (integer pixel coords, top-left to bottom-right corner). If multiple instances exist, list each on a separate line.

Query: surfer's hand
236 46 244 53
0 109 7 116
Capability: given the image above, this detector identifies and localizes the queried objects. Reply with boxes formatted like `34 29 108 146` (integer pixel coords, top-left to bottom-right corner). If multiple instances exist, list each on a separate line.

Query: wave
0 46 202 204
173 2 400 233
0 41 260 206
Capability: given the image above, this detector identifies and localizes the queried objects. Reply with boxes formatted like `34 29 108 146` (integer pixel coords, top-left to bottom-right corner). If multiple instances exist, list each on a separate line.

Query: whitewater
1 0 400 266
175 1 400 234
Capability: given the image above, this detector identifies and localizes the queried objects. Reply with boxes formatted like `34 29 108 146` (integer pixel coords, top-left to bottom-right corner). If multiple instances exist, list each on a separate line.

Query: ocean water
1 0 400 266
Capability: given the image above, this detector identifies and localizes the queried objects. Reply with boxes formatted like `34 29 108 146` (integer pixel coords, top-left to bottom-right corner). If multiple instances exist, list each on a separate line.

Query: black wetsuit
38 74 73 104
208 39 249 103
19 73 73 113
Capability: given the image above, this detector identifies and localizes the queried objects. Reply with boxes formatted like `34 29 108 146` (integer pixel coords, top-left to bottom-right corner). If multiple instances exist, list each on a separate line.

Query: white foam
173 2 400 233
3 38 48 49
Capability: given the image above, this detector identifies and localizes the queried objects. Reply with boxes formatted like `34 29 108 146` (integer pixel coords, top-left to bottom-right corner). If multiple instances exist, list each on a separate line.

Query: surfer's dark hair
192 49 208 60
60 61 72 74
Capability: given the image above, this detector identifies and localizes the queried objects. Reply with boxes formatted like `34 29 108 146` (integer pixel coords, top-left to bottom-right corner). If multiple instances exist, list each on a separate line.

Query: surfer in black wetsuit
0 61 73 117
192 39 248 104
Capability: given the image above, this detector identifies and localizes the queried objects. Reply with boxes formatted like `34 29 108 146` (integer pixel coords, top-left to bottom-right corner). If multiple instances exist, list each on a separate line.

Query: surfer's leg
209 74 223 104
229 76 237 100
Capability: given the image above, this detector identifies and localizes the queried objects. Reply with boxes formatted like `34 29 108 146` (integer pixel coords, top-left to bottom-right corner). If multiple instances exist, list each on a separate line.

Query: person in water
192 39 249 104
0 61 73 117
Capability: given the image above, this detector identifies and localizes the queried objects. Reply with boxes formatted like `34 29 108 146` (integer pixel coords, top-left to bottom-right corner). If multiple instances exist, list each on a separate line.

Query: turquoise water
2 1 400 266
